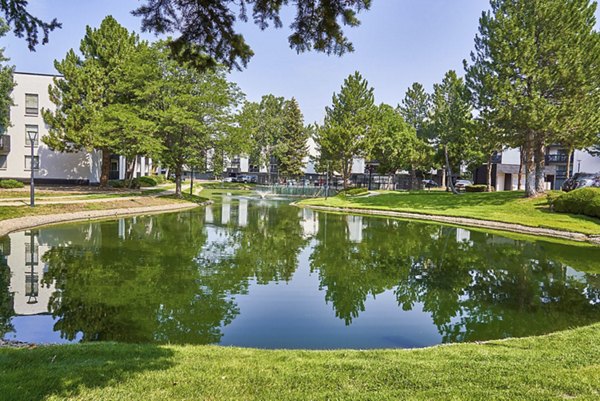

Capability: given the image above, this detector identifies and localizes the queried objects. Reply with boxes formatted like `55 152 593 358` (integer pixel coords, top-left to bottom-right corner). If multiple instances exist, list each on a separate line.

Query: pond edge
0 201 209 237
294 203 600 245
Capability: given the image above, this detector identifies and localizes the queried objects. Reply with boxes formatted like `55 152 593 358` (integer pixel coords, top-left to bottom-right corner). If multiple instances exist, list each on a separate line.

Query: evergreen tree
465 0 600 197
430 70 475 194
398 82 432 189
0 18 14 133
43 16 157 186
277 98 309 180
315 71 376 188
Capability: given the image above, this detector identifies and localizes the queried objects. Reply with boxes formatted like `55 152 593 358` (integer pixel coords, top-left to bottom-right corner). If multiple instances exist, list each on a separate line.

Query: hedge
108 179 140 189
465 185 488 193
550 187 600 219
0 179 24 189
138 176 158 187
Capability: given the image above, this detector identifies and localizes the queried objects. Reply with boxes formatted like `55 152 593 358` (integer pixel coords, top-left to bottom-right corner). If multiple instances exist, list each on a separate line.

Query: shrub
151 174 166 184
138 176 158 187
0 179 24 189
465 185 487 193
552 187 600 218
337 187 368 197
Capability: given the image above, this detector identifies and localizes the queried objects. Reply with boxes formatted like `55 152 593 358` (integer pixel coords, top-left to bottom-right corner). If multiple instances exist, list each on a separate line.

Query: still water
2 196 600 349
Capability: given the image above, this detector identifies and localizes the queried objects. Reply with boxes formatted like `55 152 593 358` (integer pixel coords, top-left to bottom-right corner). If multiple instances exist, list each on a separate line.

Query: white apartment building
476 147 600 191
1 72 157 185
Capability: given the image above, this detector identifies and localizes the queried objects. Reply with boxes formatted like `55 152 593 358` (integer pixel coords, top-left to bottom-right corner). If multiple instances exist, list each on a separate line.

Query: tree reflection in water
1 199 599 347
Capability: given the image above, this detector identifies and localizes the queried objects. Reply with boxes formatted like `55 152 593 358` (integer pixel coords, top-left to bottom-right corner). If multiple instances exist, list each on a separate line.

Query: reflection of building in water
221 198 231 225
7 231 56 316
238 199 248 227
205 205 214 223
300 208 319 238
346 215 364 243
456 228 472 246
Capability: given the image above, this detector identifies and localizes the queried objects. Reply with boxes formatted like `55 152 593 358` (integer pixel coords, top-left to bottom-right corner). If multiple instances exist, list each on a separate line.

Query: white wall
574 149 600 174
2 72 101 183
501 148 521 165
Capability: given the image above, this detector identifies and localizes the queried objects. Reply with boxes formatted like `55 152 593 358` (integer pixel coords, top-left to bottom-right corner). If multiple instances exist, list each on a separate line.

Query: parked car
422 179 438 189
454 180 474 191
236 175 257 183
222 177 235 183
561 172 600 192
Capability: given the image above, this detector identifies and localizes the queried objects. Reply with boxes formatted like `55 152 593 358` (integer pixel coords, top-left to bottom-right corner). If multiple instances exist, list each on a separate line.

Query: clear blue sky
5 1 599 124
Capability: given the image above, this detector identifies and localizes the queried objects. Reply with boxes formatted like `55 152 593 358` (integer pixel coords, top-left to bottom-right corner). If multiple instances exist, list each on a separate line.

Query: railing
255 185 339 197
0 135 10 154
545 154 570 164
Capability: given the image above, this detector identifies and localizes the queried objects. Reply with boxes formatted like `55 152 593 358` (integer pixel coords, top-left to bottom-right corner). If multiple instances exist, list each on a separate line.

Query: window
0 155 6 169
25 125 39 146
25 94 39 115
24 155 39 170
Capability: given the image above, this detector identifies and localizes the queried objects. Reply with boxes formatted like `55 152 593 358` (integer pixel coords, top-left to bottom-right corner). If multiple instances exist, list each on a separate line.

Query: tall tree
430 70 475 194
398 82 432 189
315 71 376 188
239 95 285 183
368 103 427 180
142 43 242 196
43 16 157 186
466 0 600 197
0 18 14 133
277 98 309 179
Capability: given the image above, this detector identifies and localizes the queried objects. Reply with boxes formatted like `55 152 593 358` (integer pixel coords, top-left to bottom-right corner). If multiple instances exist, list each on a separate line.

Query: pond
1 196 600 349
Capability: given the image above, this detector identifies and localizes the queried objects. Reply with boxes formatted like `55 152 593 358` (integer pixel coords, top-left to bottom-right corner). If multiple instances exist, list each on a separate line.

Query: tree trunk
100 148 111 187
444 145 459 194
128 156 138 188
175 165 182 197
534 137 546 194
524 132 537 198
566 147 574 179
486 155 493 192
517 146 523 190
190 166 194 195
410 164 418 191
342 159 349 189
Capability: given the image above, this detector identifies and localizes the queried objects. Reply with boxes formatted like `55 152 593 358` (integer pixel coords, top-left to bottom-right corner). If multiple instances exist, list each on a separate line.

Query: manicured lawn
1 323 599 400
0 197 191 221
299 190 600 235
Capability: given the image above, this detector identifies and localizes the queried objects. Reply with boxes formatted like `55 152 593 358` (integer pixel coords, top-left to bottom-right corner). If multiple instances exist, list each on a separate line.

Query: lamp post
27 130 37 207
577 159 582 173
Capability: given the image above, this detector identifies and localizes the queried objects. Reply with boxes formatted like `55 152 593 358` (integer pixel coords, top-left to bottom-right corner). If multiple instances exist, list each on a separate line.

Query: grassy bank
0 197 191 221
1 323 599 400
298 190 600 235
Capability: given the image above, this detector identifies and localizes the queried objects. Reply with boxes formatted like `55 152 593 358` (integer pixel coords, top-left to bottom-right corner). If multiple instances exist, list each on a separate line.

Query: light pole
27 129 37 207
577 159 582 173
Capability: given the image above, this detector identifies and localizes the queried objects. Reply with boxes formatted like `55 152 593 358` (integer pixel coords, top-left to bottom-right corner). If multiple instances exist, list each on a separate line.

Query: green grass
160 192 209 203
1 323 600 400
298 190 600 235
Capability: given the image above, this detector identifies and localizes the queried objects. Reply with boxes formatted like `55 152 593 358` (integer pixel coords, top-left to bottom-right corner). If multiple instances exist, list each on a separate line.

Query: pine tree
315 71 376 188
430 70 475 194
277 98 308 180
43 16 156 186
398 82 432 189
465 0 600 197
0 18 14 133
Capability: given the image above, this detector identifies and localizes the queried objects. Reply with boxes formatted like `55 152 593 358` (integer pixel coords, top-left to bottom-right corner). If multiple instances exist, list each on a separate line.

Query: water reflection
1 198 600 348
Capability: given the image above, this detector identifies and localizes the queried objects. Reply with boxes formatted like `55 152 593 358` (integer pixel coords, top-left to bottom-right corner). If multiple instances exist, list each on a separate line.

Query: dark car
561 173 600 192
422 179 438 189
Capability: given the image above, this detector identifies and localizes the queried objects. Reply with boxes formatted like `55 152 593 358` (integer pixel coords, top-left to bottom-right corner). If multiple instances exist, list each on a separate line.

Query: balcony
491 153 502 164
0 135 10 154
545 154 570 164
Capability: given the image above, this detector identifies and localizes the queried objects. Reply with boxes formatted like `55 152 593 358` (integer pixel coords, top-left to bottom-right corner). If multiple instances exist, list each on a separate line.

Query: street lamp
27 129 37 207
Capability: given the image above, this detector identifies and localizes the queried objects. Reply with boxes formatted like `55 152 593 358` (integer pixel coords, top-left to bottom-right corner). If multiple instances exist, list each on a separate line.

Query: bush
465 185 488 193
138 176 158 187
337 187 368 197
151 174 166 184
552 187 600 218
0 179 24 189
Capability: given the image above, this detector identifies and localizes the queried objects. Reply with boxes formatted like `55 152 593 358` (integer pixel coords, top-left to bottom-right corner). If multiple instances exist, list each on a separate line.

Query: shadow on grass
0 342 174 401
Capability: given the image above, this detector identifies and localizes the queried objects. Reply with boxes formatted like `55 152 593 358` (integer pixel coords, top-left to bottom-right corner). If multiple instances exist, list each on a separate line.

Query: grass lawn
1 323 599 400
298 190 600 235
0 197 191 221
